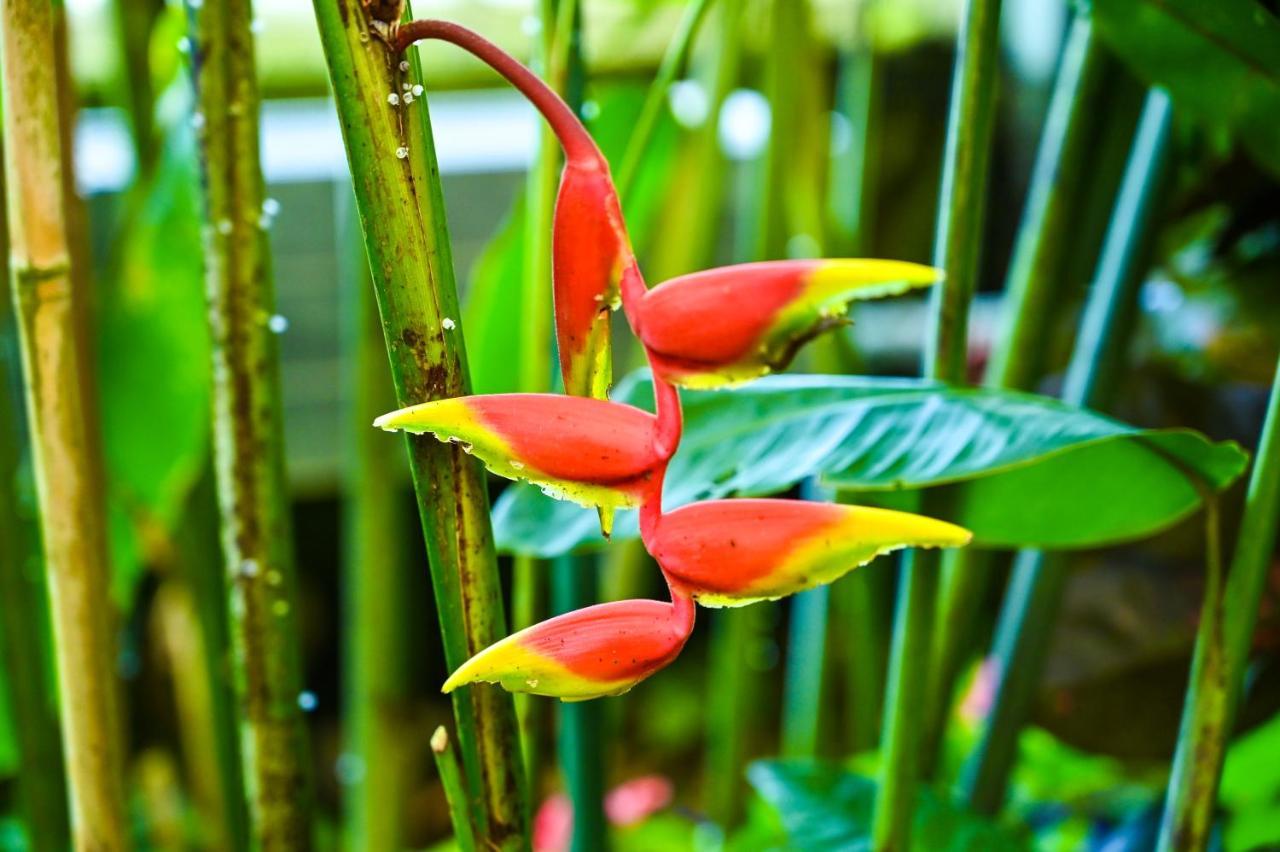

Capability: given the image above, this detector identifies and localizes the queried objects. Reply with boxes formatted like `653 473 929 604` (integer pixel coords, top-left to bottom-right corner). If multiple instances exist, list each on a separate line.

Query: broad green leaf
748 760 1027 850
491 372 1247 555
98 91 211 603
1092 0 1280 178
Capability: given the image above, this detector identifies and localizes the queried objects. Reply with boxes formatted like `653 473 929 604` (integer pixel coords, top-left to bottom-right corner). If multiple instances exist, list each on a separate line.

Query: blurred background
3 0 1280 849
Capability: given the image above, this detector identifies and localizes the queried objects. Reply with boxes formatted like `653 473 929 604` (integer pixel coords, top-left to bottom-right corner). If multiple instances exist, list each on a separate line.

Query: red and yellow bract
442 594 695 701
647 499 972 607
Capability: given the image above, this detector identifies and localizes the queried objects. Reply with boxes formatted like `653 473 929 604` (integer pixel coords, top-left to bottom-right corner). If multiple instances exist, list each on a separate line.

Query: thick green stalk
0 0 129 847
337 187 410 851
705 606 766 828
831 566 887 753
553 556 608 852
1158 357 1280 847
0 162 69 852
872 0 1001 847
781 586 830 758
961 90 1174 814
187 0 315 844
924 16 1107 770
615 0 716 198
310 3 527 846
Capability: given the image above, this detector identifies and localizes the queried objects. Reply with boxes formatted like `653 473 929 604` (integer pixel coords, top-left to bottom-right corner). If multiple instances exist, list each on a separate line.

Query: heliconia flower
630 259 943 388
393 19 637 402
646 499 971 607
442 594 695 701
373 394 670 521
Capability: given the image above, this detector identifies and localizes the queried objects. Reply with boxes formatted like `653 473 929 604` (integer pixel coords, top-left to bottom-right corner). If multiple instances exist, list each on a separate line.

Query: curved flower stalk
629 259 943 388
442 593 696 701
380 19 970 703
392 19 636 402
647 499 971 607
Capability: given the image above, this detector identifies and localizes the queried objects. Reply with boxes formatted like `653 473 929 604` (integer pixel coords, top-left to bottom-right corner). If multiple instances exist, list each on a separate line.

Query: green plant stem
0 170 69 852
705 606 765 828
873 0 1001 848
924 16 1107 771
827 6 881 257
0 0 129 846
433 726 478 852
337 187 410 851
310 3 527 846
615 0 716 198
781 586 830 758
553 556 608 852
961 89 1174 815
112 0 161 175
831 566 887 753
1157 356 1280 848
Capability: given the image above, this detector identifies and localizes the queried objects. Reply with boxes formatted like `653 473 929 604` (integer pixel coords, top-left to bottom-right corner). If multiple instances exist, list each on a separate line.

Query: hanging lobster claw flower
647 499 971 607
554 160 638 401
632 259 943 388
443 594 696 701
374 394 670 523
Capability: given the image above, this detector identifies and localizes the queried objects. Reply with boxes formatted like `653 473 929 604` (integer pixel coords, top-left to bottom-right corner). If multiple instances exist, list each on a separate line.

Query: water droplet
525 679 540 689
395 146 409 159
217 219 232 235
581 100 601 121
411 84 424 97
441 317 456 330
239 558 260 578
402 92 414 105
510 461 524 470
177 37 192 55
267 314 289 334
262 197 281 218
399 60 410 72
387 92 400 106
401 82 412 92
297 691 318 712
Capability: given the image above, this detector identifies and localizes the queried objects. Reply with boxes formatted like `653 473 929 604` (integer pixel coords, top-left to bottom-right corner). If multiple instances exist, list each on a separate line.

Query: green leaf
97 91 211 603
1092 0 1280 177
748 760 1027 850
491 372 1247 555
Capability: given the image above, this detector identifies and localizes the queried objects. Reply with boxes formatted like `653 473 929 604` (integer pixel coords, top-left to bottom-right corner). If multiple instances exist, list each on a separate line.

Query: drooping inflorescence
378 21 972 701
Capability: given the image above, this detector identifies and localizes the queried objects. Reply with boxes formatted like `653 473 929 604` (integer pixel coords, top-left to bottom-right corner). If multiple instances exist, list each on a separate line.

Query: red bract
374 394 670 516
442 593 695 701
631 259 942 388
394 20 635 401
646 499 972 606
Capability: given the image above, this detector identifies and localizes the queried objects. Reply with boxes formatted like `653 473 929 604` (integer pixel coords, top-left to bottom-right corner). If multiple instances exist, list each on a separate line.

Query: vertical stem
338 187 410 851
432 726 478 852
310 3 528 846
705 606 764 828
873 0 1001 847
112 0 161 176
0 0 130 846
186 0 314 844
961 90 1174 814
781 586 830 758
1158 357 1280 848
924 16 1108 771
553 556 608 852
615 0 717 198
0 158 69 851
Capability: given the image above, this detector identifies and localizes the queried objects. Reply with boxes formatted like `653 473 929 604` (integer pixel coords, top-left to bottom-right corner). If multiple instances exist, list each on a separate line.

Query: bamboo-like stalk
112 0 160 175
433 726 478 852
960 90 1174 814
1157 364 1280 847
781 586 830 758
0 161 69 852
553 555 608 852
923 16 1107 770
614 0 716 198
186 0 314 844
872 0 1002 847
0 0 129 846
310 2 527 846
337 187 410 851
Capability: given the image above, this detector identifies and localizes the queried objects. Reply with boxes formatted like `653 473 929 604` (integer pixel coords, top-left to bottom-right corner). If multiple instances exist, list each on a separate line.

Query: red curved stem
394 19 602 166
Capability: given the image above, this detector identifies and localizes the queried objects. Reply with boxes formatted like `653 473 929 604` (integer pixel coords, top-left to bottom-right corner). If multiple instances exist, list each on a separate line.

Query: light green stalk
960 90 1174 815
187 0 314 843
781 586 830 758
0 0 129 845
309 2 527 846
924 15 1107 771
872 0 1002 847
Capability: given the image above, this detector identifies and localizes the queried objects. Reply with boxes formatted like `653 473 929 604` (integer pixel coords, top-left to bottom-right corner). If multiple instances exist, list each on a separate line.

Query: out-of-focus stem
433 726 478 852
337 186 410 852
961 90 1174 815
0 0 130 846
186 0 314 843
781 586 830 758
615 0 716 198
311 2 527 845
924 16 1107 773
873 0 1002 847
1158 356 1280 848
